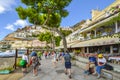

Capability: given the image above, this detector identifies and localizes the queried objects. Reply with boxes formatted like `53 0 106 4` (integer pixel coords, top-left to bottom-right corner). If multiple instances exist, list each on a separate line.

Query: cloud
5 19 28 31
0 6 5 13
14 20 28 28
5 24 15 31
0 0 15 14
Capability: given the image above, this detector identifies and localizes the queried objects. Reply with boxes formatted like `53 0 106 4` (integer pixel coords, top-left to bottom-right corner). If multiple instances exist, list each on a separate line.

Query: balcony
71 33 120 48
80 11 120 33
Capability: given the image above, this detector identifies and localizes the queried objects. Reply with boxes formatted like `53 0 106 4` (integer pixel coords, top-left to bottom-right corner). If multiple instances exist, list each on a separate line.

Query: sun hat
98 54 103 58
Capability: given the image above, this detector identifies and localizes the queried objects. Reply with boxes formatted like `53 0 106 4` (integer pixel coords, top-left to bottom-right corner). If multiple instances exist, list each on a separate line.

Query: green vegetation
55 36 61 46
61 29 72 36
38 32 61 47
16 0 72 52
32 33 39 37
37 29 72 47
74 49 81 55
38 32 52 44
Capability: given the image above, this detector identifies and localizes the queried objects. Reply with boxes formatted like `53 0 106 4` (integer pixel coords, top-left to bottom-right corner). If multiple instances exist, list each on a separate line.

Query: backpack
64 53 71 62
31 56 41 66
19 59 26 66
32 56 37 63
104 64 113 70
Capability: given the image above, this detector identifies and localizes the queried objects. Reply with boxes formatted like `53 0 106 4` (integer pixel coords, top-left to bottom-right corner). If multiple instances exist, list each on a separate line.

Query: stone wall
0 57 15 70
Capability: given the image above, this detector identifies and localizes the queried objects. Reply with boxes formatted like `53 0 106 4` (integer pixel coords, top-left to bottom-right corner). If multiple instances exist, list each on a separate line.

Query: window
113 45 118 53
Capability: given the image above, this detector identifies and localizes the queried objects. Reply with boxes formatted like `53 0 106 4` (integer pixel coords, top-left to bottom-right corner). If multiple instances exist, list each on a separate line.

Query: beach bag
19 59 26 66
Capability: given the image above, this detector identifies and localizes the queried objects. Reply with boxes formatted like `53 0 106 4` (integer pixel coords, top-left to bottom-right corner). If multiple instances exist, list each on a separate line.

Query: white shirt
98 57 106 64
22 55 28 63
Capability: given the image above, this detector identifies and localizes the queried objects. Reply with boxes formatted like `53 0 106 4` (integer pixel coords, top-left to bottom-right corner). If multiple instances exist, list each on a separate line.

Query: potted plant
74 50 81 56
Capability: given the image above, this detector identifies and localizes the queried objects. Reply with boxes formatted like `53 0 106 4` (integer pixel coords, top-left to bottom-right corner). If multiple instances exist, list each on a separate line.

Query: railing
82 11 120 31
83 32 120 42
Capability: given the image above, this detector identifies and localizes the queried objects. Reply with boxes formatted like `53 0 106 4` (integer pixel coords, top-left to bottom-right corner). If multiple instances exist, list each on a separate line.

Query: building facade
58 0 120 55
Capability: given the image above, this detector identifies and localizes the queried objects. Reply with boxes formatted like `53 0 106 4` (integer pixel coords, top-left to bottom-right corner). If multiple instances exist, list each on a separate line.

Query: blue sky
0 0 115 40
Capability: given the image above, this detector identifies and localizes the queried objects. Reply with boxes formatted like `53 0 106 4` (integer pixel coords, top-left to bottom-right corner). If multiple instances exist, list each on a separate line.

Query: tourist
30 50 40 76
64 51 72 79
83 54 97 78
48 51 51 58
58 51 62 60
21 52 28 76
88 54 97 73
93 54 107 78
44 51 48 59
52 51 57 68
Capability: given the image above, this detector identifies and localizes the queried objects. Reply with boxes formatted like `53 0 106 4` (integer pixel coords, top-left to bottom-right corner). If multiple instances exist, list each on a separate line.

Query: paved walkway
20 57 105 80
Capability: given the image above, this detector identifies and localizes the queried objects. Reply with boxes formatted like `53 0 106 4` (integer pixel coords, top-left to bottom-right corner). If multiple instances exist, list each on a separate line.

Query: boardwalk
20 57 105 80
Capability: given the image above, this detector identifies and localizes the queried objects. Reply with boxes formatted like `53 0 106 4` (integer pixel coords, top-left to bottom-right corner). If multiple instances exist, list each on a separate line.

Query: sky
0 0 115 40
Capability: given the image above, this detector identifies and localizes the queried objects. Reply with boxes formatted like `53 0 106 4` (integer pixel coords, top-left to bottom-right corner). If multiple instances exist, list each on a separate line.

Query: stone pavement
20 57 105 80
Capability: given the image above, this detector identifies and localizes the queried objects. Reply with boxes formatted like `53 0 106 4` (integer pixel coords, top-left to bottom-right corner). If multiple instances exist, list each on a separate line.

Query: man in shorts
64 51 72 79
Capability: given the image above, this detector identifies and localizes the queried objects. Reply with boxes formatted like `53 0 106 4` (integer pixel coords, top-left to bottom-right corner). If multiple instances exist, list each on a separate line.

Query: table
108 56 120 64
108 57 120 61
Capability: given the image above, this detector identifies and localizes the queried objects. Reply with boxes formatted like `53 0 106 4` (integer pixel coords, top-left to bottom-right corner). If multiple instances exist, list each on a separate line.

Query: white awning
71 37 120 48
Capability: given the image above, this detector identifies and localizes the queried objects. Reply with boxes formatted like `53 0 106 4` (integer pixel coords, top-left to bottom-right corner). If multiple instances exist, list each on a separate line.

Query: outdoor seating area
76 53 120 65
108 56 120 64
